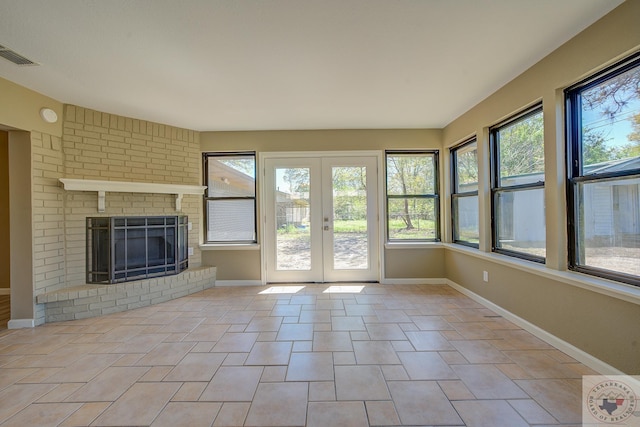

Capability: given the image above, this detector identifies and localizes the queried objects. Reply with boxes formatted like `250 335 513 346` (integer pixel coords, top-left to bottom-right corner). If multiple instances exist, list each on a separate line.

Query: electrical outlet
483 271 489 282
188 247 194 256
188 222 193 231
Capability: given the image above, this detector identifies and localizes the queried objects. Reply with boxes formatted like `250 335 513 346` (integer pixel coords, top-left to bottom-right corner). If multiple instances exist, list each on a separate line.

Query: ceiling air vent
0 44 38 66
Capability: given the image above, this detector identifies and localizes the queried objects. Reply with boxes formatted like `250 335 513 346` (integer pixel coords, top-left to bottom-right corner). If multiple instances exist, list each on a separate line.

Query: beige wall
0 131 9 289
8 131 34 321
201 129 443 280
0 77 62 137
441 0 640 374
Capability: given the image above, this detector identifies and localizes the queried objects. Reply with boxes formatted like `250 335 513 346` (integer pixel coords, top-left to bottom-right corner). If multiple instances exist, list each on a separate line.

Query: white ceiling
0 0 625 131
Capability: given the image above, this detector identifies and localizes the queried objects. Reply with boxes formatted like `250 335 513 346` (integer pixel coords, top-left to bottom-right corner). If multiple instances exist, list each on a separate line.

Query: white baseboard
0 288 9 295
445 279 624 375
215 280 264 287
380 278 447 285
8 319 35 329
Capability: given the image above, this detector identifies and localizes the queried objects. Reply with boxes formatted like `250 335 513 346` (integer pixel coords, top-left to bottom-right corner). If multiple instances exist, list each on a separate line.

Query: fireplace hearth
87 216 188 284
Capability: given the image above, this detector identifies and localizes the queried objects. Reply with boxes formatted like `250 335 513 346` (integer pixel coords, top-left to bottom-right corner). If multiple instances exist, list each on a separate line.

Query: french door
264 155 379 283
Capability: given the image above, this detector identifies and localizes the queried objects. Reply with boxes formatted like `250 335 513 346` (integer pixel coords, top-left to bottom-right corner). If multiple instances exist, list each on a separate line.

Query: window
490 105 545 261
203 152 257 243
386 151 439 241
566 53 640 286
451 138 479 247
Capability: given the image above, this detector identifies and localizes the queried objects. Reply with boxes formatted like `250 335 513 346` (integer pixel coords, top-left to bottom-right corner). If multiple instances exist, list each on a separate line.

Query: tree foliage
581 64 640 165
498 112 544 180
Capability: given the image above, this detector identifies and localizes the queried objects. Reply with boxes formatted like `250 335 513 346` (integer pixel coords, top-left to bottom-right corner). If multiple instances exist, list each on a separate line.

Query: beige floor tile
211 332 259 352
261 365 287 382
453 399 529 427
276 323 314 341
245 316 283 332
508 398 558 424
452 364 528 399
313 331 353 351
505 350 582 379
410 315 454 330
286 352 334 381
200 366 263 401
515 378 583 424
36 382 83 403
374 309 411 323
388 380 463 425
300 310 331 323
58 402 110 427
333 351 356 365
66 366 148 402
365 323 407 340
438 379 476 400
404 330 454 351
0 283 600 427
344 304 377 316
353 340 401 364
183 324 229 342
381 364 410 381
135 342 194 366
0 383 59 423
270 304 302 317
245 382 308 426
398 351 458 380
1 402 83 427
309 381 336 401
43 353 123 383
245 341 292 365
331 316 366 331
213 402 250 426
151 402 222 427
92 382 181 426
172 382 207 401
335 365 390 400
307 401 368 427
450 339 512 363
140 366 173 381
0 368 38 390
163 352 226 381
366 400 401 426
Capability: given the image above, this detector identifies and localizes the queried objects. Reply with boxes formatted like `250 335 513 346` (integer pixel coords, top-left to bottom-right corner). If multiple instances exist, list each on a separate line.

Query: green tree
498 112 544 180
387 154 435 230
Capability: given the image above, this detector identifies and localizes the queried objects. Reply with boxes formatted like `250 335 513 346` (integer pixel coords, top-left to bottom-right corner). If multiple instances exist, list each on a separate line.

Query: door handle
324 225 330 231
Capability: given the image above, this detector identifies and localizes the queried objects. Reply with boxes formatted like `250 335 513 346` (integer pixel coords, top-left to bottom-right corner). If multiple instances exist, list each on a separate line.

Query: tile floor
0 283 595 426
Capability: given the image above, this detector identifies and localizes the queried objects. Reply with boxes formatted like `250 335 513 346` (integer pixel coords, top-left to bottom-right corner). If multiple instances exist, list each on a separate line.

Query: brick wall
31 131 65 324
31 105 205 323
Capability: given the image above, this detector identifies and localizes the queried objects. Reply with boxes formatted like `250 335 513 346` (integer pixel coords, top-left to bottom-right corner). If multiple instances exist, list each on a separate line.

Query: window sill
443 243 640 306
385 242 444 250
199 243 261 251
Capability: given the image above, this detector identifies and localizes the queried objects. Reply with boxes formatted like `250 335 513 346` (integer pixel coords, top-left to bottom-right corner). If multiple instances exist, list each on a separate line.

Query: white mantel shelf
59 178 207 212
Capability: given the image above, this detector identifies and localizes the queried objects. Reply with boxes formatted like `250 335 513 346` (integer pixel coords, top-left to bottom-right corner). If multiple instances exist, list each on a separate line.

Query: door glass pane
332 166 368 270
275 167 311 270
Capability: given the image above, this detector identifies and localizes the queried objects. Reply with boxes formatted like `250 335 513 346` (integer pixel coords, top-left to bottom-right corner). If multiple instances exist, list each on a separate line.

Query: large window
451 138 479 247
386 151 439 241
566 53 640 286
203 152 257 243
490 106 545 261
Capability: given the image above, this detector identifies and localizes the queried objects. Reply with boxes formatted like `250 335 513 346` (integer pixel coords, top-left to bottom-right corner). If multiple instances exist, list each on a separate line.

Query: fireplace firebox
87 216 188 284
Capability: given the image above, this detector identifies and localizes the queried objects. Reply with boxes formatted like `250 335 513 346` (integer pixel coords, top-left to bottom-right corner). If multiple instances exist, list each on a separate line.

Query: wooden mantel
59 178 207 212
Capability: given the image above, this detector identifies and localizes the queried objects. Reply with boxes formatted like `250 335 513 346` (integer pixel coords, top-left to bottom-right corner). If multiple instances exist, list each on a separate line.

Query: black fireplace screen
87 216 188 284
